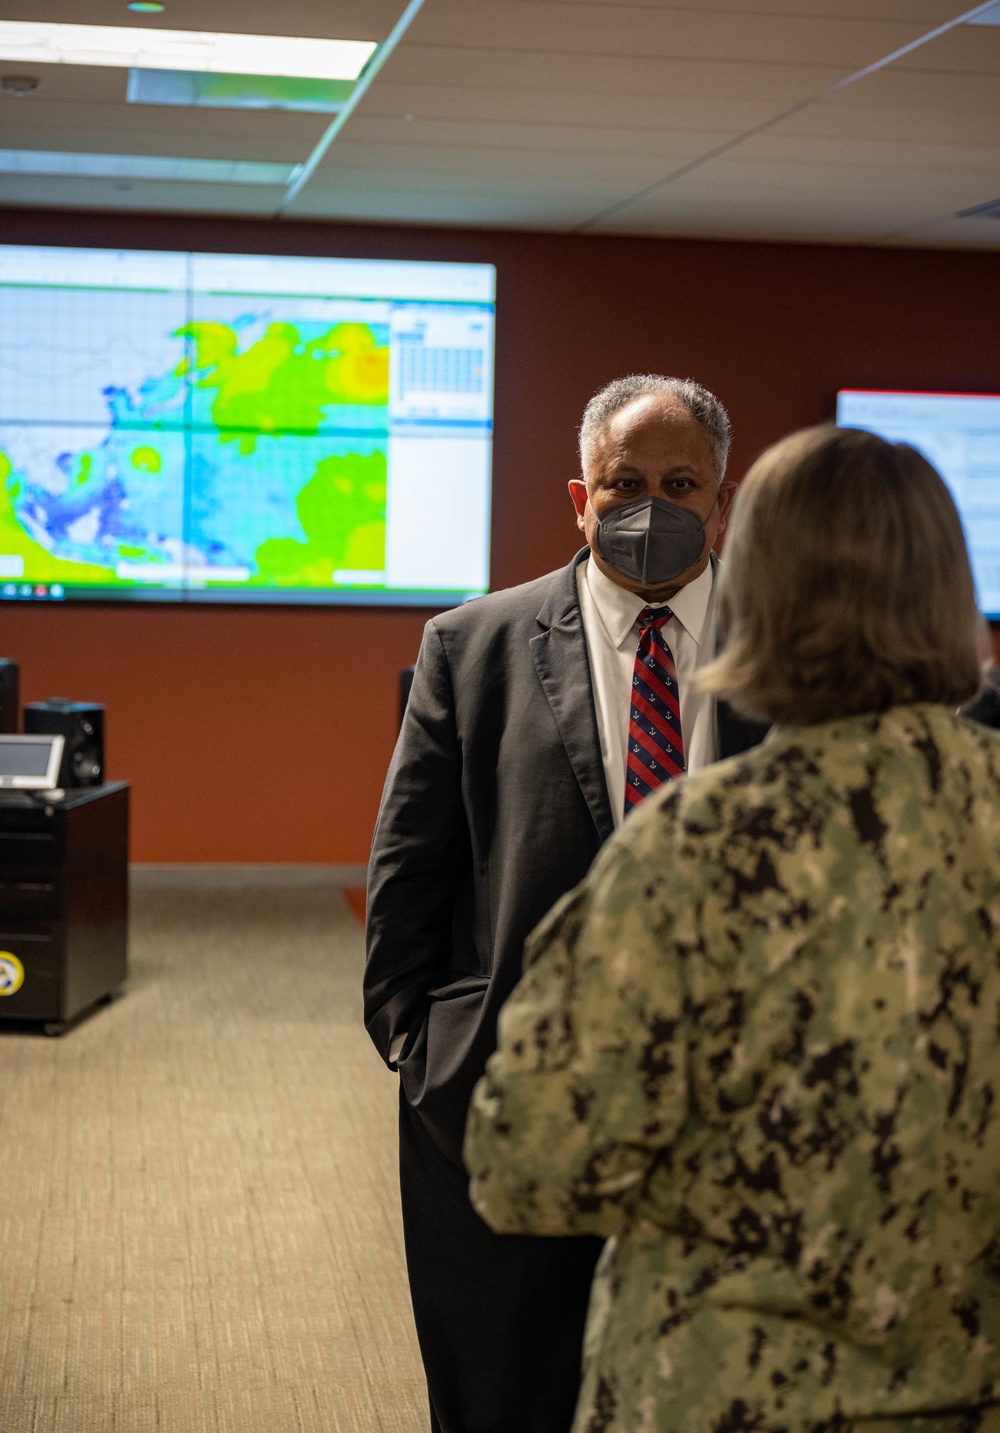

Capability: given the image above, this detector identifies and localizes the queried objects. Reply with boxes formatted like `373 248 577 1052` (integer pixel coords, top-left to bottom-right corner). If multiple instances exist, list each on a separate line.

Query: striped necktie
625 605 685 816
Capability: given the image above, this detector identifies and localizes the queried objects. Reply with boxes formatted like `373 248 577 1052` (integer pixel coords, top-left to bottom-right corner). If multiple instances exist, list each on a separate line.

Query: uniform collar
583 551 716 650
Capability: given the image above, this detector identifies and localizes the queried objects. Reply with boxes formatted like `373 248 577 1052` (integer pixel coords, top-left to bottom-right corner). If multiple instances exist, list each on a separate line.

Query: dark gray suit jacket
364 550 767 1167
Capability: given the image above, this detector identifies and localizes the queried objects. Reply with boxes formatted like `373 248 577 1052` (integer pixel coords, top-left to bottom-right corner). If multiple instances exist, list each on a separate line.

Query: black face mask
595 496 707 586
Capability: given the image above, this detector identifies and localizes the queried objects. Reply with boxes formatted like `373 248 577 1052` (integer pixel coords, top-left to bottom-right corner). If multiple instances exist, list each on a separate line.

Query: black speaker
0 660 19 733
24 700 105 788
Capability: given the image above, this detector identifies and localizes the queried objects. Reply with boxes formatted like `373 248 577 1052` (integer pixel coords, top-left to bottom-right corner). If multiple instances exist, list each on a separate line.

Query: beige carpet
0 888 427 1433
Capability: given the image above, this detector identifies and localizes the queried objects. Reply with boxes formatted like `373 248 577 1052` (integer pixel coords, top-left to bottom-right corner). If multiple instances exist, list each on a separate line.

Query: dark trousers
398 1093 604 1433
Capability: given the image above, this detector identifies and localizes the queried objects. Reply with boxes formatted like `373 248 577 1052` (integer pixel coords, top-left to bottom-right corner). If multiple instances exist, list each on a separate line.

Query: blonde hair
700 425 982 724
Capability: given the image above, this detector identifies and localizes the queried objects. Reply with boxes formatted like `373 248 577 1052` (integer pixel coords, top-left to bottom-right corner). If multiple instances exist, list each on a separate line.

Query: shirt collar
583 552 716 650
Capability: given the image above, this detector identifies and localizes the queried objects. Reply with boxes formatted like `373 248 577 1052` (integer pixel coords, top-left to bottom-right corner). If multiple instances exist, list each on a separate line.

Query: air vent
956 198 1000 219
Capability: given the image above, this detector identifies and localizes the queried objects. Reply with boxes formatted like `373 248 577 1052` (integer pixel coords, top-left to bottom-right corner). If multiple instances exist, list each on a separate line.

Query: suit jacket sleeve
364 619 465 1065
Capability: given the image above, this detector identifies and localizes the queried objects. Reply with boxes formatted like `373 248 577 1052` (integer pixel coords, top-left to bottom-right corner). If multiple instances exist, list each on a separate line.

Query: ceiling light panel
0 149 295 183
126 69 352 112
0 21 376 81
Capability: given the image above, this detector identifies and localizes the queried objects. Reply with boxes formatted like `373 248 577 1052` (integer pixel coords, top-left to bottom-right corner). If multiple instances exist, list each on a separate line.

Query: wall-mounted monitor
0 245 495 606
837 388 1000 619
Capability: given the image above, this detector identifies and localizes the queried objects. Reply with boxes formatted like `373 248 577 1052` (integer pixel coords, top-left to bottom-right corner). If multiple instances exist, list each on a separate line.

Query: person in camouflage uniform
464 425 1000 1433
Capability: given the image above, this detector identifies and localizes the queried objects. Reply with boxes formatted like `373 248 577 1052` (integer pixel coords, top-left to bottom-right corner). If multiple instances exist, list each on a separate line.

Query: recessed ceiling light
0 21 376 81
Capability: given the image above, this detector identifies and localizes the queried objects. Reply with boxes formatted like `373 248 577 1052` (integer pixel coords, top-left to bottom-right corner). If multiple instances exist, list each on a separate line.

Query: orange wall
1 209 997 862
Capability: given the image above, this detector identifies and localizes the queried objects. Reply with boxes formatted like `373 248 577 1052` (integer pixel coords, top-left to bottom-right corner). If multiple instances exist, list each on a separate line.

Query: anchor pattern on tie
624 605 685 816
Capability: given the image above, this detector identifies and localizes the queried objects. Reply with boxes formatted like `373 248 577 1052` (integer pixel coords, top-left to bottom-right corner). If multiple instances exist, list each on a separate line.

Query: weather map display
0 245 495 605
837 388 1000 619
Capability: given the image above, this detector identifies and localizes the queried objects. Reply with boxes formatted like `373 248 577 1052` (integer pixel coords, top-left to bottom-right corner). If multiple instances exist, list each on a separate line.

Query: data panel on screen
0 245 495 605
837 389 1000 619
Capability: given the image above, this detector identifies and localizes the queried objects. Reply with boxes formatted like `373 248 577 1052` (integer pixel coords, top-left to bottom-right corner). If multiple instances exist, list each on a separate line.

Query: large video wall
0 245 496 605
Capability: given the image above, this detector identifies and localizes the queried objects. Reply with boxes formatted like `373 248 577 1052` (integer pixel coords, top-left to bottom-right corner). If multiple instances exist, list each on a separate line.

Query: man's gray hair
579 375 731 480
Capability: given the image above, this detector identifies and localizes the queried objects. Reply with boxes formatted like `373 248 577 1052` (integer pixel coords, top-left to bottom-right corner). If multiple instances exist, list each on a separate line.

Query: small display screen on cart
0 740 54 776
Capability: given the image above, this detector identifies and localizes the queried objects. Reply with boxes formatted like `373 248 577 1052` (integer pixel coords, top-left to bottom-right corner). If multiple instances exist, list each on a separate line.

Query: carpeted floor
0 887 427 1433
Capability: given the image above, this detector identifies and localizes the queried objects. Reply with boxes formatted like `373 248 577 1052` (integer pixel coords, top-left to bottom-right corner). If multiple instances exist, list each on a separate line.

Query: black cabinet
0 782 128 1033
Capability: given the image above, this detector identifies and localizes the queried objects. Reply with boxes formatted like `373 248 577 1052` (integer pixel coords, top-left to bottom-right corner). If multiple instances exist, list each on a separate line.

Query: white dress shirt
577 553 718 826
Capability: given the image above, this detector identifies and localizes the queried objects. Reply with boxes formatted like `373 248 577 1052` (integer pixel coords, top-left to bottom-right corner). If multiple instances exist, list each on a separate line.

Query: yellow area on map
176 320 389 456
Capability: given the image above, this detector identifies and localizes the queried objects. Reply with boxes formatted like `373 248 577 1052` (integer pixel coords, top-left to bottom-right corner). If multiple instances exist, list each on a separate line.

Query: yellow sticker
0 952 24 996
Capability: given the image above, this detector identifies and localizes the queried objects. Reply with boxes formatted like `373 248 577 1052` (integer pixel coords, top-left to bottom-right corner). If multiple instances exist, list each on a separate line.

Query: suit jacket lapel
530 552 615 844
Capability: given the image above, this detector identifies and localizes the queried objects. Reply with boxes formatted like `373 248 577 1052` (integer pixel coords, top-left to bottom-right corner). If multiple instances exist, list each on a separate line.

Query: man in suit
364 374 768 1433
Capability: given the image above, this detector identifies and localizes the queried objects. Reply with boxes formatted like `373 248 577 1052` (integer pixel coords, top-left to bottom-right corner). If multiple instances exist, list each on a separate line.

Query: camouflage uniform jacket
464 704 1000 1433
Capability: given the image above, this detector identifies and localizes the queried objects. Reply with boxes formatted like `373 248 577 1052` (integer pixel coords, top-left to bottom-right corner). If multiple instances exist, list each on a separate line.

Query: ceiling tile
887 212 1000 248
589 194 934 243
406 2 933 67
0 0 398 42
722 129 1000 174
384 46 851 102
0 172 281 212
0 99 324 161
0 64 125 102
758 68 1000 146
289 183 615 227
0 0 997 250
891 21 1000 75
588 157 993 239
512 0 964 17
359 80 778 132
314 136 687 183
341 113 746 156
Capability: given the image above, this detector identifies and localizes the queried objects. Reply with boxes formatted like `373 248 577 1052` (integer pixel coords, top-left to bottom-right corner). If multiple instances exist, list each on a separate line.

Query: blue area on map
8 315 389 573
13 428 186 565
188 433 386 567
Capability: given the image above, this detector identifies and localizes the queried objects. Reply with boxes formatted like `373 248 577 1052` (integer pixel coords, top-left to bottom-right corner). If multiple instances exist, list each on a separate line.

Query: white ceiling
0 0 999 249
